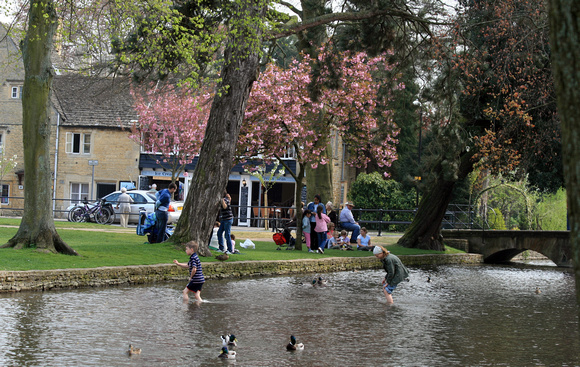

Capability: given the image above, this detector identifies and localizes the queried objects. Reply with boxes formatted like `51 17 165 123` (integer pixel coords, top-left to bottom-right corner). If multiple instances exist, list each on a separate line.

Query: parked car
67 190 183 224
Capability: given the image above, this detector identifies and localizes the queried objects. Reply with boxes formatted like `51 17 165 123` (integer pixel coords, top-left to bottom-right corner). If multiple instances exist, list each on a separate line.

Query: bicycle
69 199 115 224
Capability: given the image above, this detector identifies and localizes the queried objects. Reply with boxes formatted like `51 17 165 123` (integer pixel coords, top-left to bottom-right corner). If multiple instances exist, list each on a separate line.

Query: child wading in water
173 241 205 302
373 245 409 304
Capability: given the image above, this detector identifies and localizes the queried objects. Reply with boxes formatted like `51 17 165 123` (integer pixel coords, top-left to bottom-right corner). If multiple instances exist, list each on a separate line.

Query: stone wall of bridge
442 230 572 267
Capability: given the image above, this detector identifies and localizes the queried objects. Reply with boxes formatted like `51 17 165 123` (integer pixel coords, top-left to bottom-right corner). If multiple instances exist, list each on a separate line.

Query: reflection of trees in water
6 294 48 366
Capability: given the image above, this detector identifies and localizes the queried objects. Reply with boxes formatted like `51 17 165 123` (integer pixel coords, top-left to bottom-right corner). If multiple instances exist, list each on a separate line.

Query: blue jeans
341 222 360 242
154 210 168 243
317 231 327 250
217 218 233 252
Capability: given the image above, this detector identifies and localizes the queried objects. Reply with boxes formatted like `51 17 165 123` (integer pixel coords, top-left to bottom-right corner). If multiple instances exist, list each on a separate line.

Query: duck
535 287 541 294
286 335 304 351
127 344 141 355
427 276 432 283
220 335 228 347
311 278 318 287
227 334 237 347
317 276 327 286
216 253 229 262
218 346 236 359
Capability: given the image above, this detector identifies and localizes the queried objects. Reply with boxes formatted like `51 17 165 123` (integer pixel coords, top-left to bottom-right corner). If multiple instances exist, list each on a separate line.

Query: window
0 133 4 154
70 183 89 204
130 193 148 204
11 86 22 99
66 132 91 154
0 184 9 204
282 146 296 159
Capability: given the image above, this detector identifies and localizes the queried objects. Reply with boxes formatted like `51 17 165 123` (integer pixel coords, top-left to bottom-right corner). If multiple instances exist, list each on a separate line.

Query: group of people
301 195 373 254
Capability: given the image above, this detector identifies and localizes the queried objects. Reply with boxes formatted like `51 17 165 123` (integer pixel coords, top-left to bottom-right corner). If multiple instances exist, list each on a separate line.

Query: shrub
348 172 416 231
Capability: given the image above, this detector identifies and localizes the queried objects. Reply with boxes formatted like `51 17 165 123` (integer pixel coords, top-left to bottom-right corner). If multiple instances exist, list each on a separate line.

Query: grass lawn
0 218 463 271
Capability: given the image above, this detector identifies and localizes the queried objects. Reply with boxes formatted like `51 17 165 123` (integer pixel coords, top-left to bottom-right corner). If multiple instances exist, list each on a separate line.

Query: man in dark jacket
154 182 177 243
373 245 410 304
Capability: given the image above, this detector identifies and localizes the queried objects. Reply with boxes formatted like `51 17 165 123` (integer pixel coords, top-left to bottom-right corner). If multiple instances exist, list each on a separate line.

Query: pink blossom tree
239 50 401 249
130 87 211 183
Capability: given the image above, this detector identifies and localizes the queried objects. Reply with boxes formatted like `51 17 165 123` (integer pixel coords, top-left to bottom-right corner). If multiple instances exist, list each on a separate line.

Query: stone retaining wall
0 254 483 292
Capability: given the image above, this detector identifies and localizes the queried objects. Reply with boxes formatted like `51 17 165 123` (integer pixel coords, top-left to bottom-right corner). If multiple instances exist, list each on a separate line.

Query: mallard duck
216 253 229 262
227 334 237 347
312 278 318 286
317 276 327 286
221 335 228 347
535 287 541 294
286 335 304 351
218 347 236 359
427 276 432 283
127 344 141 355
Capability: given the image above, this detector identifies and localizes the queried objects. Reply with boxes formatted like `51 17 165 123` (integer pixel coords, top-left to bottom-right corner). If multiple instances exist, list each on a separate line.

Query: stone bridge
441 230 572 267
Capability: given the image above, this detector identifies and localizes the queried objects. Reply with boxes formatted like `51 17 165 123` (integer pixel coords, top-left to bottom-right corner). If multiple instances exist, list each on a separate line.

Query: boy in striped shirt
173 241 205 302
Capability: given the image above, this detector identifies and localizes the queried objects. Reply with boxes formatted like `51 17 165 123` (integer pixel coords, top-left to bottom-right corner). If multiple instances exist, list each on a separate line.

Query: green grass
0 219 463 271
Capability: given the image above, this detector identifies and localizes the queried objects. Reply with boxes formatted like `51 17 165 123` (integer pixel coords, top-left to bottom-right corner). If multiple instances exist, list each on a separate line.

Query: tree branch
278 1 303 18
269 8 448 39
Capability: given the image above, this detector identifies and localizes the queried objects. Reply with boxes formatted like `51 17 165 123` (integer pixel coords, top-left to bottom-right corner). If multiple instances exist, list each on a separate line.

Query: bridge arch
441 230 572 267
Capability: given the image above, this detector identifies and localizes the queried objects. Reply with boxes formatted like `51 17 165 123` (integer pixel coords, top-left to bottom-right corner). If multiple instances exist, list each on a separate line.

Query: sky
0 0 17 24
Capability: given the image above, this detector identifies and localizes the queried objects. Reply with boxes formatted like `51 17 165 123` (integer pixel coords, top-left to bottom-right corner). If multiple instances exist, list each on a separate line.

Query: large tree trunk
1 0 77 255
293 166 305 250
548 0 580 312
305 142 333 205
298 0 335 206
398 152 473 250
170 0 266 257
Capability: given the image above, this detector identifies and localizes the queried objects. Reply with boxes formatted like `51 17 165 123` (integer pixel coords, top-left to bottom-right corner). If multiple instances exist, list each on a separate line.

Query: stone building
0 25 26 214
51 75 141 212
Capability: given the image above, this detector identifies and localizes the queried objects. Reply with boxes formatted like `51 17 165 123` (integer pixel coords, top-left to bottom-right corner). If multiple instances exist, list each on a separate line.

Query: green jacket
381 253 410 286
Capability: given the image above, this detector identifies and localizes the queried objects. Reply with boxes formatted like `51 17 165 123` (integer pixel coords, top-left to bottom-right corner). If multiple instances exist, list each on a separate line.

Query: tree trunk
293 166 305 250
1 0 78 255
548 0 580 312
398 152 474 251
170 0 266 257
305 148 333 205
264 191 269 230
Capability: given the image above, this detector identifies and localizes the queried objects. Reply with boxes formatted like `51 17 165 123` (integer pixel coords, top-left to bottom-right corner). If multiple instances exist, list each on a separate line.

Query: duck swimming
127 344 141 355
535 287 541 294
218 347 236 359
227 334 237 347
286 335 304 351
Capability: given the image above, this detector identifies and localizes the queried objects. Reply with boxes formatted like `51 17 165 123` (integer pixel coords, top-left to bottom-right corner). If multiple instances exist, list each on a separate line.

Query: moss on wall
0 254 483 292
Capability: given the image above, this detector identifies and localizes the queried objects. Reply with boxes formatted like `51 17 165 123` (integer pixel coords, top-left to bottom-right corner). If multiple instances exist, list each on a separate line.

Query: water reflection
0 264 578 366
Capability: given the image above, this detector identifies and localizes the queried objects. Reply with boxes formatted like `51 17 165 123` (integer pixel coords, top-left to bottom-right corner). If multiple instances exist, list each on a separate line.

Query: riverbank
0 253 483 292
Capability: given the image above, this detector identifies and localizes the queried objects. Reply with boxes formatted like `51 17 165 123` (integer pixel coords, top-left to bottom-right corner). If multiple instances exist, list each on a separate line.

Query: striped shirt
220 197 234 221
188 253 205 283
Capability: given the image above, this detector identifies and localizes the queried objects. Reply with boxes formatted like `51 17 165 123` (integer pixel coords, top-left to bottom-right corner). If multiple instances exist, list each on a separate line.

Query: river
0 263 578 366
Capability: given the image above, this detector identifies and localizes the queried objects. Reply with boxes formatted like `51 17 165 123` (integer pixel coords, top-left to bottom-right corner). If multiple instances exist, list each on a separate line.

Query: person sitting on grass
356 227 374 251
230 234 241 254
327 232 342 249
208 221 220 251
338 230 353 250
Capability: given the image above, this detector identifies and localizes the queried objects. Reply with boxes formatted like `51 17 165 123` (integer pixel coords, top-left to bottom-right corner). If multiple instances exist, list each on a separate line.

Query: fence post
377 209 383 236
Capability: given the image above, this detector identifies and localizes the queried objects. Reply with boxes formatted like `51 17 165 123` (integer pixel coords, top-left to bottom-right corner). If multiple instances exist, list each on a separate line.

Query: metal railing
0 195 479 231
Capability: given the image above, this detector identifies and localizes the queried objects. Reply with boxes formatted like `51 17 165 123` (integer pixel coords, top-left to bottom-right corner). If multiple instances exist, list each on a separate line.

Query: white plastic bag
240 239 255 249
